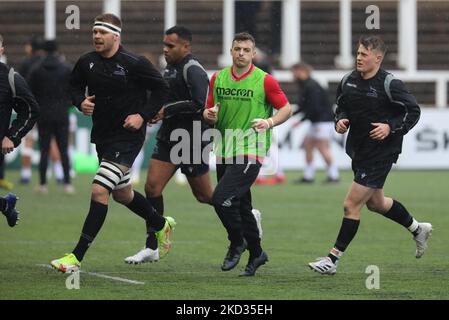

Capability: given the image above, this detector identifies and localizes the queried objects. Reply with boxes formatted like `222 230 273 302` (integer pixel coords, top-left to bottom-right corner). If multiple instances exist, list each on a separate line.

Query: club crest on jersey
89 62 94 70
367 86 378 98
113 64 126 76
164 69 177 79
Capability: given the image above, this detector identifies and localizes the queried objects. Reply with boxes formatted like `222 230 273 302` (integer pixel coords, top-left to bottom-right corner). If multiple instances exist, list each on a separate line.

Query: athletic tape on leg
93 161 124 192
114 170 131 190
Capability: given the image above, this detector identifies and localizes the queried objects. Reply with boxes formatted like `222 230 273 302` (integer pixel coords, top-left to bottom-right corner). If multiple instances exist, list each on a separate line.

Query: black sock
384 200 417 232
145 232 158 250
147 195 164 216
126 191 160 250
0 198 6 212
328 217 360 263
126 191 152 230
128 191 165 231
72 200 108 261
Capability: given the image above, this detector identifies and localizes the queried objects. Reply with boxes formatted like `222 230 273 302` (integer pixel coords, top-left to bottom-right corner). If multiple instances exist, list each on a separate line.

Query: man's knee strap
93 161 124 192
114 170 131 190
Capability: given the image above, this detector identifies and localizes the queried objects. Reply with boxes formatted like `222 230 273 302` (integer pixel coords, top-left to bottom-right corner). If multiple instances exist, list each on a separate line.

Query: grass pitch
0 170 448 300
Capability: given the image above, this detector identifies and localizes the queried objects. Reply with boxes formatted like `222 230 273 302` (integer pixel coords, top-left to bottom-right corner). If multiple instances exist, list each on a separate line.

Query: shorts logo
361 173 367 179
115 152 120 158
187 167 193 173
222 196 235 207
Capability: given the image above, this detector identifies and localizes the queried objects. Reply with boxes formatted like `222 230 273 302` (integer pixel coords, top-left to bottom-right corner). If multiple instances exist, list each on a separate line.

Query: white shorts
306 122 334 140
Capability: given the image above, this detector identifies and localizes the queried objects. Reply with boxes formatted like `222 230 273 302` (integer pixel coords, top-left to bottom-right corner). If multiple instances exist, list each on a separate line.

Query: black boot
221 239 247 271
239 251 268 277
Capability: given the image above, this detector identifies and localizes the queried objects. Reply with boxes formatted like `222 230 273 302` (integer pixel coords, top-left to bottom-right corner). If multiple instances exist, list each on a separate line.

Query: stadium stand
1 0 448 106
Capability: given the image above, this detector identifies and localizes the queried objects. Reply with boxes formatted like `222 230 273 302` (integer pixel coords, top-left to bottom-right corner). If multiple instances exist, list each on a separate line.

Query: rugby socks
327 164 340 181
53 161 64 181
147 195 164 216
72 200 108 261
126 191 153 228
126 191 162 250
21 167 32 181
384 200 420 236
303 164 315 181
328 217 360 263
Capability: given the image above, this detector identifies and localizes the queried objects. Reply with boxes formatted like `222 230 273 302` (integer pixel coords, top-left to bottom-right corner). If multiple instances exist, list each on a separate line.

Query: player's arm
386 79 421 135
252 74 292 131
269 102 292 127
69 58 88 112
5 72 40 150
203 72 218 125
297 81 321 121
292 90 306 120
136 57 169 122
334 79 349 134
163 63 209 118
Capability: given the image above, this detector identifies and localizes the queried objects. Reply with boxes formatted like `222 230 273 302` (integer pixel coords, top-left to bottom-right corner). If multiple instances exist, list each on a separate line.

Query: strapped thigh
93 160 124 192
114 170 131 190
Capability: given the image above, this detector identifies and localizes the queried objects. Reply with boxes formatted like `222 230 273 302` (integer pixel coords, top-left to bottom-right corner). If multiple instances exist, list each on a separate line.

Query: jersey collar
231 64 255 81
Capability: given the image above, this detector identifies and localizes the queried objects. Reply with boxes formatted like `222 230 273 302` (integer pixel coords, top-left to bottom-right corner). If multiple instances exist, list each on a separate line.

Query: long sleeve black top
70 46 169 145
335 69 420 164
0 62 40 147
157 54 210 144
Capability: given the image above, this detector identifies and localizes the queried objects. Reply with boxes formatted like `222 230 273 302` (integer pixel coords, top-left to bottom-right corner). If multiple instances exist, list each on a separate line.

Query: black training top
335 68 420 164
157 53 210 144
70 46 169 145
294 77 334 123
28 53 72 124
0 62 40 147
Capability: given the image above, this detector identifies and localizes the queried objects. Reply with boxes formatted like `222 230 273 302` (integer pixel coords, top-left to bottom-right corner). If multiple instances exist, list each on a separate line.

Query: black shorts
352 161 393 189
96 140 143 168
151 139 209 177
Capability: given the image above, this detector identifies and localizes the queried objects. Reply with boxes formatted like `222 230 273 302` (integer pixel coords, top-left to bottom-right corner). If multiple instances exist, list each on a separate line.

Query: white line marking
37 264 145 285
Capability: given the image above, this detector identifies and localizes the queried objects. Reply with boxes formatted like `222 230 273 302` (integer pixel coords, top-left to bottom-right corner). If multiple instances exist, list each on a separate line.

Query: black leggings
212 159 262 252
37 120 71 185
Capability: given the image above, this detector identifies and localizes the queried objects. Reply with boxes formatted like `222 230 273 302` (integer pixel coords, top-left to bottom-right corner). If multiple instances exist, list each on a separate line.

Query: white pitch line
37 264 145 285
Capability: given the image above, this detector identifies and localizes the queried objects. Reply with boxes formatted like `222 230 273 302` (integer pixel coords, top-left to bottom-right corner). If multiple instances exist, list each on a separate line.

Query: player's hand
81 95 95 116
203 103 219 125
1 137 14 154
251 118 273 133
336 119 349 134
123 114 144 131
370 122 391 140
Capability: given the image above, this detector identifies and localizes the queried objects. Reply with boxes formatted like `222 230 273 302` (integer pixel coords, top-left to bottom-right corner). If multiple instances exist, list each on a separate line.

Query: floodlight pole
219 0 235 67
398 0 417 73
280 0 300 69
335 0 354 69
165 0 177 31
45 0 56 40
103 0 121 17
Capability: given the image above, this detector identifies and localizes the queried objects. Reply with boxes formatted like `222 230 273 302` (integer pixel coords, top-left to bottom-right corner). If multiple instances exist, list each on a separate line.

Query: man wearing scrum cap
50 13 175 273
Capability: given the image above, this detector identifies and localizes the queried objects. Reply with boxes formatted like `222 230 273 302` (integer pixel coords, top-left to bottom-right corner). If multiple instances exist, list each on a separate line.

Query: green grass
1 170 448 300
